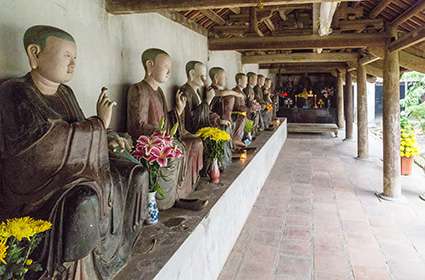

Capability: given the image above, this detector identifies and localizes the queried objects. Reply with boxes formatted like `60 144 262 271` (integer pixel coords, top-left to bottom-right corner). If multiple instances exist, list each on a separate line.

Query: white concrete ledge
154 121 288 280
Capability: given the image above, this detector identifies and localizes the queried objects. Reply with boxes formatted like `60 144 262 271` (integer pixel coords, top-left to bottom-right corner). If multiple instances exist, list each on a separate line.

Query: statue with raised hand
0 25 149 279
127 49 207 211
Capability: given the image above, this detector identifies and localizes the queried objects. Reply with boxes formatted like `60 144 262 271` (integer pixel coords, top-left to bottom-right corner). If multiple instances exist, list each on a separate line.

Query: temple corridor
219 132 425 280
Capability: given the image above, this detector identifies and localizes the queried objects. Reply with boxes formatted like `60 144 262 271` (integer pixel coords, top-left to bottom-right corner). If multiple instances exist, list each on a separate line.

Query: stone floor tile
219 134 425 280
274 255 312 277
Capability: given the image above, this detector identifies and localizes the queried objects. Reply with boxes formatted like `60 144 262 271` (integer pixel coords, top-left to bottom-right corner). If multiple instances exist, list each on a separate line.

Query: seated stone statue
254 74 272 129
179 61 216 134
127 49 206 211
244 72 261 133
232 73 250 140
0 25 149 280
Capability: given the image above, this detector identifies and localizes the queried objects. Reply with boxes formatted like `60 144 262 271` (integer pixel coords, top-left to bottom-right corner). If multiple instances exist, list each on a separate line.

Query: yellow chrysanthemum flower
196 127 231 142
6 217 37 241
0 239 7 264
0 222 11 241
25 259 33 266
31 219 52 235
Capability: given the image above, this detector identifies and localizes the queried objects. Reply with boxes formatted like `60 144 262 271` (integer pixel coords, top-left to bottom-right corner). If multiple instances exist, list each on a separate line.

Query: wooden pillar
357 59 368 158
337 70 345 128
344 70 353 139
381 26 401 199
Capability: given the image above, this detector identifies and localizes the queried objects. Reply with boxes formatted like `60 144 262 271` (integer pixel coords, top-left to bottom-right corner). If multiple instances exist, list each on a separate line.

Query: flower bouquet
400 126 420 176
265 103 273 112
132 118 183 197
196 127 231 183
0 217 52 280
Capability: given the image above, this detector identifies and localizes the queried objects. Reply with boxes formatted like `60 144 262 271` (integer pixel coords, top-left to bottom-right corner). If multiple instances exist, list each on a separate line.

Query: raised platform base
114 120 287 280
288 123 338 137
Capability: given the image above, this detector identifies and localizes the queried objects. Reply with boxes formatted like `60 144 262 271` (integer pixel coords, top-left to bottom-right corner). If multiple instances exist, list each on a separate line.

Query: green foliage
0 235 44 280
244 120 254 134
401 72 425 133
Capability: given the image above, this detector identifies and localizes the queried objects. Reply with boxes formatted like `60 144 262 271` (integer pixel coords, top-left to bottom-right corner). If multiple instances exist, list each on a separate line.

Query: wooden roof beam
242 52 358 64
369 0 392 19
209 33 386 51
391 0 425 28
359 54 380 66
368 46 425 73
106 0 361 14
200 10 226 25
389 26 425 52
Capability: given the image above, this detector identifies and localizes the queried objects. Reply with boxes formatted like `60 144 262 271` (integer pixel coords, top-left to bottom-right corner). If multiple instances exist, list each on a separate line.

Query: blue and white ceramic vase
146 191 159 225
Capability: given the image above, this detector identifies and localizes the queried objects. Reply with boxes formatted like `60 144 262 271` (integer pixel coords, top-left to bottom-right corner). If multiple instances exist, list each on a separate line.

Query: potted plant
244 119 254 144
400 119 420 176
196 127 231 184
0 217 52 280
132 118 183 224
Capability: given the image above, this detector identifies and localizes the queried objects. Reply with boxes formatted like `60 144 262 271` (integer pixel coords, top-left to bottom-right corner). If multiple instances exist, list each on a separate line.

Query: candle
240 150 247 160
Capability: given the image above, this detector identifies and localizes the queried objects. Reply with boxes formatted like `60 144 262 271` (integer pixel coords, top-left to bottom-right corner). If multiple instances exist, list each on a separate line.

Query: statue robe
0 74 148 280
243 85 261 132
180 83 210 134
208 85 235 169
254 85 272 129
232 86 248 140
127 80 203 207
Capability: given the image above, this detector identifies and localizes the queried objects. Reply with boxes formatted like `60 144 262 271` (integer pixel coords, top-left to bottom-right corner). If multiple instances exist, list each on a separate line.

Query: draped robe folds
208 85 235 169
0 74 149 280
254 85 272 129
231 86 248 141
243 85 261 132
180 83 210 134
127 81 203 207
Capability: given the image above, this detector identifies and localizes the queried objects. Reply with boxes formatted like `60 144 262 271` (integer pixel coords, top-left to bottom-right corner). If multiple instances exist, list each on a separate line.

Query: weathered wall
0 0 249 131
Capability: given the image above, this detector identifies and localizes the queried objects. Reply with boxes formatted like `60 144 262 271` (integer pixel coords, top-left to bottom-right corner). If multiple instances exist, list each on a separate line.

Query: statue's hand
206 88 216 105
220 119 232 127
201 75 208 87
176 89 187 116
97 87 116 129
108 135 133 153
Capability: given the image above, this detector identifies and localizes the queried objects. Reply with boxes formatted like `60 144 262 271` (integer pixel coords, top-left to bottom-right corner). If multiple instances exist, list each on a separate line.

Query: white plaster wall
0 0 252 131
208 51 242 89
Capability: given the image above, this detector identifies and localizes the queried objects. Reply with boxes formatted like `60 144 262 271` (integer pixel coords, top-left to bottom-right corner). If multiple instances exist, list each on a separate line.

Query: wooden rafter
389 26 425 52
248 7 264 36
391 0 425 28
158 11 209 36
369 0 392 19
359 54 380 66
229 7 241 14
209 33 386 51
200 9 226 25
336 18 384 32
368 46 425 73
242 53 358 64
106 0 361 14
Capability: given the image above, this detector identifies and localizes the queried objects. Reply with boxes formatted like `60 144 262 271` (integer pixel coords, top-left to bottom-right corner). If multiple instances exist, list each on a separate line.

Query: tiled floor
218 132 425 280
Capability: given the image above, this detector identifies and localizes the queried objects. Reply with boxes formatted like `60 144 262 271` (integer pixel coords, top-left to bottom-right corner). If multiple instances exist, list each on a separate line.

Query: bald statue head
247 72 257 87
24 25 77 84
142 48 171 83
209 67 226 88
186 60 206 87
264 77 272 89
235 73 247 89
257 74 265 87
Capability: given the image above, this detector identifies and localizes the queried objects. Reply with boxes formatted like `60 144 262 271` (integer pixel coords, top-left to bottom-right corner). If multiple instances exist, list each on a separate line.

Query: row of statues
0 25 276 280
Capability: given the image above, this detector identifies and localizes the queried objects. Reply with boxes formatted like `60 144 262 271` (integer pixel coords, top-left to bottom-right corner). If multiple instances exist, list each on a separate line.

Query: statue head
142 48 171 83
209 67 226 88
235 73 247 89
24 25 76 84
186 60 206 87
247 72 257 87
257 74 265 87
264 78 272 89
